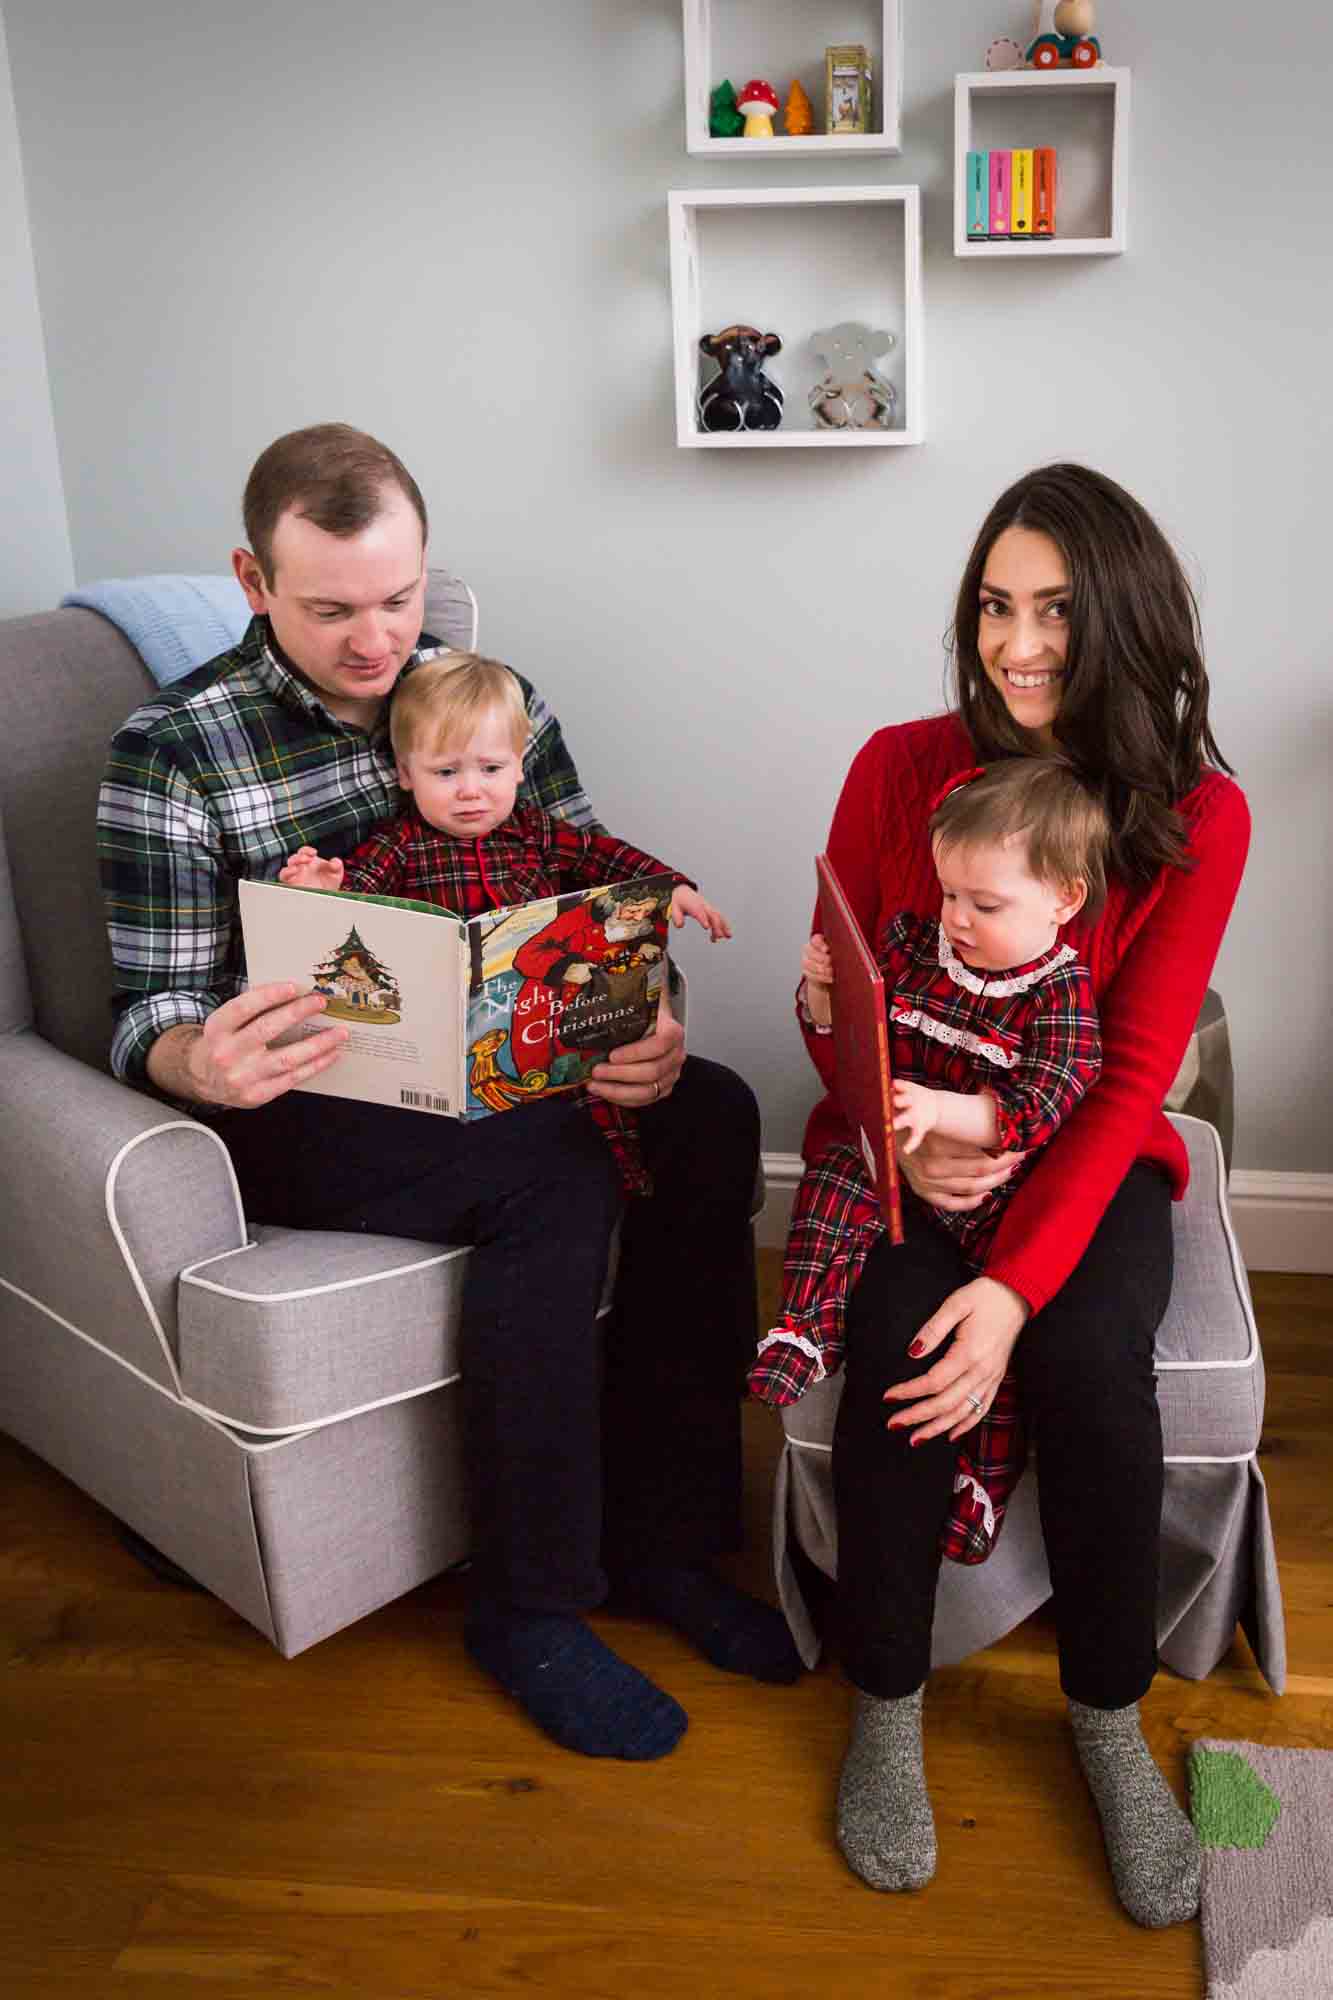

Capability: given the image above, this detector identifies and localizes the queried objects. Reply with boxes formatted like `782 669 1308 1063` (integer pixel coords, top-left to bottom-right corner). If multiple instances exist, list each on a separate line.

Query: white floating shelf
667 185 924 449
682 0 902 157
953 67 1131 257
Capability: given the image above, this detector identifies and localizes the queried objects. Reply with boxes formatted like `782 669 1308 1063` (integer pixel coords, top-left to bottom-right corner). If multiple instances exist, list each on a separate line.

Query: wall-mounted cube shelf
668 185 923 448
682 1 902 157
954 67 1130 257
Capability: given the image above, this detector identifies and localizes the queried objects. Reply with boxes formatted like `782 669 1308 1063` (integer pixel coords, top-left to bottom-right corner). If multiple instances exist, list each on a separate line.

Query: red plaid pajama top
339 802 689 1193
749 912 1101 1563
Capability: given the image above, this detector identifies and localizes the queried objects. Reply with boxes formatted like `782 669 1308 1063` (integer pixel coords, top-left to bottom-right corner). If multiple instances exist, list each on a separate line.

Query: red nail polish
908 1339 925 1357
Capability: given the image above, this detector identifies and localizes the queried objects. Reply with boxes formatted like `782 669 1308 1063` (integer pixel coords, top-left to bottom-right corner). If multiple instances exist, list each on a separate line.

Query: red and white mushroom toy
737 78 779 139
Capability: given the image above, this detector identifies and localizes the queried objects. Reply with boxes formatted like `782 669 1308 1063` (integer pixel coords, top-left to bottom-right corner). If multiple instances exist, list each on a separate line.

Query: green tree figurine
709 79 745 138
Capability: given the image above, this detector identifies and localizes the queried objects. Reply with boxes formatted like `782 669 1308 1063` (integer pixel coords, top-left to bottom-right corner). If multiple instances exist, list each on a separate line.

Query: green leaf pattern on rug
1191 1748 1282 1850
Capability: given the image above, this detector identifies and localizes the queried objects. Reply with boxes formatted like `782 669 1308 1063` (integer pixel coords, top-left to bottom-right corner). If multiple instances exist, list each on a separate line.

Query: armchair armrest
0 1030 245 1391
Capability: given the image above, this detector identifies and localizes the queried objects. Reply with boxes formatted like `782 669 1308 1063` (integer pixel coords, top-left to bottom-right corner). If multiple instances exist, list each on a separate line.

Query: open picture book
816 852 905 1243
239 870 677 1120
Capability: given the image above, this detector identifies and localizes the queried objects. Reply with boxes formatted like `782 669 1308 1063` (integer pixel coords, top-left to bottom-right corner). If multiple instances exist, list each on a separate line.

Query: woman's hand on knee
895 1131 1023 1211
882 1277 1030 1444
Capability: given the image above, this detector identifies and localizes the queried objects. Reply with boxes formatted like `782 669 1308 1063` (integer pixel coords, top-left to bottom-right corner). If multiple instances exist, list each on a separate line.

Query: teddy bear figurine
808 322 897 430
697 325 784 433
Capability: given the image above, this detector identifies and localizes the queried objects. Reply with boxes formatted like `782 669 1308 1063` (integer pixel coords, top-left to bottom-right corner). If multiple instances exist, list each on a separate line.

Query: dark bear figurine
697 325 784 433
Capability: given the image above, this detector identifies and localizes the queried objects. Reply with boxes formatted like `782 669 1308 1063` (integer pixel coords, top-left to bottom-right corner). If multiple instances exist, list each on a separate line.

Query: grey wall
0 8 70 615
4 1 1328 1168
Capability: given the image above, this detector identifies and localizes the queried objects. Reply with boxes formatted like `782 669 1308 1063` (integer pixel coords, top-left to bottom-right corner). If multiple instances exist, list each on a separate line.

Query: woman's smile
977 526 1072 744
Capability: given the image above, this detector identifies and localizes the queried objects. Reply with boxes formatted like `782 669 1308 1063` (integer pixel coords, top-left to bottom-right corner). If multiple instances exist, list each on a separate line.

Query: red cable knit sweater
803 713 1251 1316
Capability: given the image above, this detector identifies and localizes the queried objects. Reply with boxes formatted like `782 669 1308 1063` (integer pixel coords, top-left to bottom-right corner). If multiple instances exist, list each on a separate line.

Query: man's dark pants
217 1055 759 1615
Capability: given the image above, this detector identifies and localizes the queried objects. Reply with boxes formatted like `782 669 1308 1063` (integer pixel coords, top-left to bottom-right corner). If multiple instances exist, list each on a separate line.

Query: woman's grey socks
836 1686 1199 1925
836 1685 937 1892
1068 1698 1201 1928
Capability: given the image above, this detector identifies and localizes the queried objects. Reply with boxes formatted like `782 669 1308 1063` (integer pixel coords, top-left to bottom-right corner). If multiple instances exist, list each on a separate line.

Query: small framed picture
825 44 872 135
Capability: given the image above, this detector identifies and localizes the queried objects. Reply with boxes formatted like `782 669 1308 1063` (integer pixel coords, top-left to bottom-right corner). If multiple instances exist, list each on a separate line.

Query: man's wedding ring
651 1080 661 1102
965 1391 984 1414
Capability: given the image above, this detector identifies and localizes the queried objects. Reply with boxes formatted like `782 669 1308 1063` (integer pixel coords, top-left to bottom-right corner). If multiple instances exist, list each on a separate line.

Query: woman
808 464 1247 1926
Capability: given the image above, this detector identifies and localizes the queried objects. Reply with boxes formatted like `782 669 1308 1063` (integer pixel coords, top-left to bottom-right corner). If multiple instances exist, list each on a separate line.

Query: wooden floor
2 1267 1330 1999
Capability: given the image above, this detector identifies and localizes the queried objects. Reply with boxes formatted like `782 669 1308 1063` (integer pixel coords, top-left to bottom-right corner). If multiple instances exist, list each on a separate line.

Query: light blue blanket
62 573 251 687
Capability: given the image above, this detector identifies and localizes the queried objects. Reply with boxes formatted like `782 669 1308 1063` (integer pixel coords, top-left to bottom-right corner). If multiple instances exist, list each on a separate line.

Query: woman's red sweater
804 713 1250 1316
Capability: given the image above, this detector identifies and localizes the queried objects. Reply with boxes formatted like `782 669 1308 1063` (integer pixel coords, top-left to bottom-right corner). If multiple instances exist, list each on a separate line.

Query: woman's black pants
833 1163 1174 1709
217 1055 758 1617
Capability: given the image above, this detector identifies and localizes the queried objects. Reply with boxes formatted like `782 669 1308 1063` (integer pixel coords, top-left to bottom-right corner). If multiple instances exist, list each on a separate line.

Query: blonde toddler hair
390 653 530 761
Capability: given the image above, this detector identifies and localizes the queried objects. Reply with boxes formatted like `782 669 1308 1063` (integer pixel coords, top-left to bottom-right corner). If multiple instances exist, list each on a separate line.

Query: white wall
4 1 1329 1170
0 7 70 615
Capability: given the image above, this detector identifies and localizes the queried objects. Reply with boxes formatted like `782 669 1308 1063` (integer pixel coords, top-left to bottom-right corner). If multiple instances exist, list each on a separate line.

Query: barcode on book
400 1088 451 1113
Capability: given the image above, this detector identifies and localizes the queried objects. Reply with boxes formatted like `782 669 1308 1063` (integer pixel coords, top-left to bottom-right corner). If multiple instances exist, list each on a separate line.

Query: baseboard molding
758 1152 1333 1276
1227 1170 1333 1275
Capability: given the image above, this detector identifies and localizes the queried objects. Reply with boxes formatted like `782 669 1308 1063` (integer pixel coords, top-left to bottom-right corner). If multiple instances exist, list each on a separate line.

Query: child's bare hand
892 1078 939 1155
280 847 344 892
670 885 732 942
800 933 834 1027
802 934 834 987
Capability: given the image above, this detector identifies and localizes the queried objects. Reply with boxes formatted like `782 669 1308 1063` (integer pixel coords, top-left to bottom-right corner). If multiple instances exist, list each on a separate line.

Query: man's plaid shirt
98 617 599 1085
748 912 1101 1565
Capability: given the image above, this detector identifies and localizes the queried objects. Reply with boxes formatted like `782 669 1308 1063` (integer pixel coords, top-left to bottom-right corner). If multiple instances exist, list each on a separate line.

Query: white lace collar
936 923 1076 998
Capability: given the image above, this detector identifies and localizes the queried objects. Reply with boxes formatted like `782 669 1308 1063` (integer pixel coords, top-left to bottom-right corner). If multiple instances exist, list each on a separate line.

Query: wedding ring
965 1391 984 1414
651 1081 661 1102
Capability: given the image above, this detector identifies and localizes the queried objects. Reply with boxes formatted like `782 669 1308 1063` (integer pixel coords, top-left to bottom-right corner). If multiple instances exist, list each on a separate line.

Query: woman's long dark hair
949 463 1233 883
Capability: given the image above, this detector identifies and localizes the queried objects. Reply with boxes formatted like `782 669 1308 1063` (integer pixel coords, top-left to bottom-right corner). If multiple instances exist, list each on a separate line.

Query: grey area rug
1190 1739 1333 1998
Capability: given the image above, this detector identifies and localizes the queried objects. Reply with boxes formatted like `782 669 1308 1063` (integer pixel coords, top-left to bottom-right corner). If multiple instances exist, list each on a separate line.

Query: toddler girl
750 758 1107 1558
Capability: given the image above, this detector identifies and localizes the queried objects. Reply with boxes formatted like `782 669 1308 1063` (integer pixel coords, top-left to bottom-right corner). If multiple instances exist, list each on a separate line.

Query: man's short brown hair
928 758 1110 919
242 423 428 584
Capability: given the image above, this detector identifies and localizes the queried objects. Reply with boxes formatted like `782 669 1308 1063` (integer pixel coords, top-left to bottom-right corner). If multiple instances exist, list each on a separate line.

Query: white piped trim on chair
781 1435 1262 1469
178 1370 465 1438
180 1237 469 1303
1156 1113 1258 1372
104 1120 247 1395
0 1273 294 1454
175 1237 474 1434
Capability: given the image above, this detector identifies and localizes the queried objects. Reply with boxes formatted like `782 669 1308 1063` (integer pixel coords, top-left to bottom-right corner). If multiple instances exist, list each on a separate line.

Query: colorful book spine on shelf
966 151 989 240
1033 147 1057 238
988 148 1011 239
1011 149 1033 236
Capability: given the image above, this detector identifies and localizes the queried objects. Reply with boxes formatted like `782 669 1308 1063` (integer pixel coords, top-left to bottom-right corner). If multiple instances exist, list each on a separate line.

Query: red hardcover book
1033 146 1057 237
816 853 905 1243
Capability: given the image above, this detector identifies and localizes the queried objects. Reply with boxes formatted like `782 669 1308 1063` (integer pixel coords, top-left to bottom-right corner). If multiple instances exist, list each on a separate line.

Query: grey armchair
771 1085 1287 1693
0 575 707 1657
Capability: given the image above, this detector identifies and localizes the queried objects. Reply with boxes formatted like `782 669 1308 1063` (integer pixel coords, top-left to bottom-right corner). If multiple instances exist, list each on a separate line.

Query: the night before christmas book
239 871 675 1120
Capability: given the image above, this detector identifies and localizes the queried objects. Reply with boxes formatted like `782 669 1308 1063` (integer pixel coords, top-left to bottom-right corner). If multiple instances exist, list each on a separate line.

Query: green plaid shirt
97 617 598 1083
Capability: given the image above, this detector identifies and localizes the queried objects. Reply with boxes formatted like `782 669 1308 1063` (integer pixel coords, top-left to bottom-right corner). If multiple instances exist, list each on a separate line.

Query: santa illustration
509 884 668 1084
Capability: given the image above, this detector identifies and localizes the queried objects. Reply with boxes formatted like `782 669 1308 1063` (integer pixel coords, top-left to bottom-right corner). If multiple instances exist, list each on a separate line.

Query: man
98 424 797 1758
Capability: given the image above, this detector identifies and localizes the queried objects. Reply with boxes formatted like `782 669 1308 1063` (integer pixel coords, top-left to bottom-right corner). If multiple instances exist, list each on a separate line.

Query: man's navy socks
616 1564 803 1684
464 1611 687 1761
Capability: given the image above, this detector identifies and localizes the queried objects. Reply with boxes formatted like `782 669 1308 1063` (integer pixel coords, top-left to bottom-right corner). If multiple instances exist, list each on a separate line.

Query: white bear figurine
808 322 897 430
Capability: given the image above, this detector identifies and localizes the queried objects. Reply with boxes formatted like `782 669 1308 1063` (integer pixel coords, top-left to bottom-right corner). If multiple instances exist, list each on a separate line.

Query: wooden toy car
1026 0 1102 69
1027 30 1101 66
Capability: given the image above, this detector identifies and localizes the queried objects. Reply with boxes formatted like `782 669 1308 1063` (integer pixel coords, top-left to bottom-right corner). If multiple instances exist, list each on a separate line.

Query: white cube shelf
953 67 1130 257
683 0 902 157
668 185 923 449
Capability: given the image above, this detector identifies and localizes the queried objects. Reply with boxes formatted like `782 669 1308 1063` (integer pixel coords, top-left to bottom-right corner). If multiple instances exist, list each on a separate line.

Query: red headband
927 765 986 816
